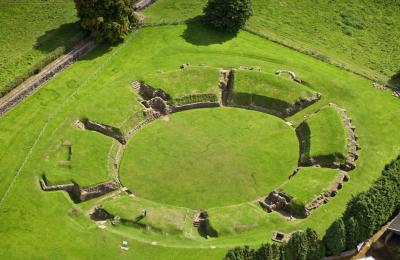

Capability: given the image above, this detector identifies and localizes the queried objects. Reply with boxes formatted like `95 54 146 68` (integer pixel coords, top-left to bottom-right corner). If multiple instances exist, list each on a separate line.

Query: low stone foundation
81 119 126 145
284 94 321 117
330 103 359 171
275 70 302 83
259 190 292 213
303 171 350 216
40 177 119 203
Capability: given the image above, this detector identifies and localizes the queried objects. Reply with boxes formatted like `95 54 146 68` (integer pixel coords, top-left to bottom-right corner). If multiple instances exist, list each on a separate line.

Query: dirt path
0 38 97 116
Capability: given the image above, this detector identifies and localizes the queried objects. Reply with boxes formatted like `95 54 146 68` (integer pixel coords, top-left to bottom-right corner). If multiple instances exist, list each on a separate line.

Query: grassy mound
279 167 340 215
297 105 348 165
120 108 299 208
231 70 317 114
142 67 220 105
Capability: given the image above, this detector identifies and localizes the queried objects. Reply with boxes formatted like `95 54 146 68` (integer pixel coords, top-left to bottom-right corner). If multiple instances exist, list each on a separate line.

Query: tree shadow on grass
34 22 85 53
388 70 400 90
181 16 236 46
34 22 115 61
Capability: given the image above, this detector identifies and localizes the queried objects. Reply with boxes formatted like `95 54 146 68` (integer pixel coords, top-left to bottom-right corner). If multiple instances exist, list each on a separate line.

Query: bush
203 0 253 32
74 0 138 42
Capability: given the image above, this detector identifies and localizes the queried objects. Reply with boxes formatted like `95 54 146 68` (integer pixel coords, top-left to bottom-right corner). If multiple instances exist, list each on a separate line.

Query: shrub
74 0 138 42
203 0 253 33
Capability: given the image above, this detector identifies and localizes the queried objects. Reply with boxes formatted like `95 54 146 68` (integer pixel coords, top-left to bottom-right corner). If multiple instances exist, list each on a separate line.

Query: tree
323 219 346 256
224 246 254 260
284 231 309 260
305 228 325 260
203 0 253 32
74 0 138 42
344 217 359 250
255 243 282 260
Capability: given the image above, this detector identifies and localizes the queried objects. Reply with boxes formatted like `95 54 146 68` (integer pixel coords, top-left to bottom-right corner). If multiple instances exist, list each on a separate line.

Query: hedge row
324 156 400 255
224 156 400 259
224 228 324 260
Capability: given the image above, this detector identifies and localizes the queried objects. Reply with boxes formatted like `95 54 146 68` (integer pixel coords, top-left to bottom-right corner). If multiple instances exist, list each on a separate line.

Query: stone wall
219 69 234 106
82 119 126 145
40 177 119 203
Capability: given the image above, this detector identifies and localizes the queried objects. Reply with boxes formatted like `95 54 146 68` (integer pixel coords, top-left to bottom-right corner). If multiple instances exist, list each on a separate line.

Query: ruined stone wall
82 119 126 145
219 69 234 106
40 177 119 203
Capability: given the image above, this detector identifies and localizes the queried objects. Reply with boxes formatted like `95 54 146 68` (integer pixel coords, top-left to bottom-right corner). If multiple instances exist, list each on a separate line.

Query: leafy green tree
74 0 138 42
344 217 359 250
224 246 255 260
323 219 346 256
255 243 282 260
305 228 325 260
284 231 309 260
203 0 253 32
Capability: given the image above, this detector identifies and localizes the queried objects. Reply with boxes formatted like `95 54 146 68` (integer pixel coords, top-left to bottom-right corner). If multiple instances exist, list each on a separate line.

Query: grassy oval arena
120 108 298 208
0 1 399 259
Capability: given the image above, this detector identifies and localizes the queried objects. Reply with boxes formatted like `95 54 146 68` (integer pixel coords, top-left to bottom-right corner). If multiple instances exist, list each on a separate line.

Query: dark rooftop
388 213 400 232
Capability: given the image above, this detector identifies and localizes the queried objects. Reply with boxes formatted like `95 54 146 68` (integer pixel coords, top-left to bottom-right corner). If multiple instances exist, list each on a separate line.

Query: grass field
0 0 84 96
297 105 348 164
0 22 399 259
120 108 298 208
143 0 400 85
142 66 220 104
280 167 340 211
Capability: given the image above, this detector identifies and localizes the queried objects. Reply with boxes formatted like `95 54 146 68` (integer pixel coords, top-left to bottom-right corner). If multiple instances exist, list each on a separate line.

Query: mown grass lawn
120 107 298 208
0 24 399 259
297 105 348 164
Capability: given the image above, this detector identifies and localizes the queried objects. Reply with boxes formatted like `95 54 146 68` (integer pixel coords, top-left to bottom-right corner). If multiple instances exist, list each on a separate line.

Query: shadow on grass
181 16 236 46
120 217 164 234
34 22 85 53
198 220 219 239
296 122 311 165
34 22 116 61
232 92 291 114
388 70 400 90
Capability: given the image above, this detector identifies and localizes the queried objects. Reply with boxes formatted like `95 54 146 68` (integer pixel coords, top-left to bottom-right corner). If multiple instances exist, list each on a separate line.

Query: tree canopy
74 0 138 42
203 0 253 33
